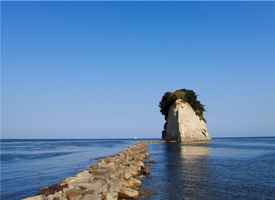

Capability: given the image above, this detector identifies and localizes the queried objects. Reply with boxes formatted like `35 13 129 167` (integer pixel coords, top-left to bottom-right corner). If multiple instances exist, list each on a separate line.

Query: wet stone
37 184 67 196
141 166 150 174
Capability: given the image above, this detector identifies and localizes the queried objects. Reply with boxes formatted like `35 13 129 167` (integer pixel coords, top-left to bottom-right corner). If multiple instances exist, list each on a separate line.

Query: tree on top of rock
159 89 206 122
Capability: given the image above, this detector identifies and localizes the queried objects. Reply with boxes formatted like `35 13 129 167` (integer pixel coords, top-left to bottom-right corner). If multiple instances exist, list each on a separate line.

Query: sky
1 1 275 139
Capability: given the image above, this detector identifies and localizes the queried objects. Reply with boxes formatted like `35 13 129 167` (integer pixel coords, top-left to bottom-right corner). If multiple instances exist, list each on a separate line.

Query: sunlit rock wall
165 99 211 142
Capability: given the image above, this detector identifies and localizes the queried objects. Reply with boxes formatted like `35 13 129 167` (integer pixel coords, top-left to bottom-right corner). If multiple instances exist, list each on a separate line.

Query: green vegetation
159 89 206 122
202 129 207 137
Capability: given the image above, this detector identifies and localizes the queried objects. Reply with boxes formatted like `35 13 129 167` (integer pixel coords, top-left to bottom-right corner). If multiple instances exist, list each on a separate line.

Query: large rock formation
165 99 211 142
159 89 211 142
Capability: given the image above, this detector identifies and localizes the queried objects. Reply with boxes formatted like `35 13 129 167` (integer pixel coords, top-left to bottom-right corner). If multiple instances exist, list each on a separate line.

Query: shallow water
1 138 274 199
142 137 275 199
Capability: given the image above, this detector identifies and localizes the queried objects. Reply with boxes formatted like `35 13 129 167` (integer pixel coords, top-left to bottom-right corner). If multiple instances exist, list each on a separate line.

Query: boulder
124 168 132 180
83 193 101 200
92 169 109 176
114 187 139 199
121 179 134 188
37 184 67 196
70 195 82 200
130 178 142 187
45 191 65 200
60 176 85 185
23 195 46 200
106 189 119 200
138 175 145 179
81 183 103 195
141 166 150 174
65 188 82 198
144 153 150 158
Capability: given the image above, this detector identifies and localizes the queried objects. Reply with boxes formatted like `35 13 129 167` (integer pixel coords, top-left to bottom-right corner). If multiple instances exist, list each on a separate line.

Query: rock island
159 89 211 142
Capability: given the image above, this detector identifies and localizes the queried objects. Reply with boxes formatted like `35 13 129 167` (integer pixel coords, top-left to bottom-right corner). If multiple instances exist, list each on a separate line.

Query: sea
1 137 274 200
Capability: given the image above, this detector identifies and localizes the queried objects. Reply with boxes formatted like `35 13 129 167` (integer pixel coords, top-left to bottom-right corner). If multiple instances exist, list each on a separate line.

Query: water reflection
165 142 211 199
141 139 275 200
168 142 210 159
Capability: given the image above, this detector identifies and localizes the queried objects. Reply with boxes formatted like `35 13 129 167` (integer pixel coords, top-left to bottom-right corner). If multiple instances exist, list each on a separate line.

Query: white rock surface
165 99 211 142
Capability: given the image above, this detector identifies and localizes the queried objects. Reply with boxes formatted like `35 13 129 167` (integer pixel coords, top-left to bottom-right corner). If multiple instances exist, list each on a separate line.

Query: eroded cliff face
165 99 211 142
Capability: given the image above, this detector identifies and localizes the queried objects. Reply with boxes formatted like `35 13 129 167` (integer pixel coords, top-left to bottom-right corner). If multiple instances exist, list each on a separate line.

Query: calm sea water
1 138 274 200
142 137 275 200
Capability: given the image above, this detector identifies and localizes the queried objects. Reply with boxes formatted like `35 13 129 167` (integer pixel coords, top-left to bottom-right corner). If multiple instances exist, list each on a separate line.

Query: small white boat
134 136 137 140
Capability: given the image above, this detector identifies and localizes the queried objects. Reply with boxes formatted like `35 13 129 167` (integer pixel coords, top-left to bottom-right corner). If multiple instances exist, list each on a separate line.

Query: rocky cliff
159 89 211 142
164 99 211 142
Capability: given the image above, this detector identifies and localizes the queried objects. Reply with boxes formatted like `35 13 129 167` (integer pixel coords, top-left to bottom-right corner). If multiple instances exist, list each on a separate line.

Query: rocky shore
24 141 163 200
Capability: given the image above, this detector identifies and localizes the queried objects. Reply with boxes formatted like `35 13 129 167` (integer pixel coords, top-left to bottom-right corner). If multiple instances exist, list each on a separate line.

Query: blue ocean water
142 137 275 200
1 138 274 200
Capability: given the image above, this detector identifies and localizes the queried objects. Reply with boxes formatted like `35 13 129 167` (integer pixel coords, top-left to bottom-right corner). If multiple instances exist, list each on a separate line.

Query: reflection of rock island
159 89 212 142
179 143 210 159
165 143 211 198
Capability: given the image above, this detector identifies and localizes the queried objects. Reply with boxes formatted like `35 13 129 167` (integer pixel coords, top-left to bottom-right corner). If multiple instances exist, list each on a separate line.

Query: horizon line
1 136 275 140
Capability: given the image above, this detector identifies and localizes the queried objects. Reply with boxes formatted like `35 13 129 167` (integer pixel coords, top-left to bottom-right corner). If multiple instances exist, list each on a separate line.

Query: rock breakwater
24 141 163 200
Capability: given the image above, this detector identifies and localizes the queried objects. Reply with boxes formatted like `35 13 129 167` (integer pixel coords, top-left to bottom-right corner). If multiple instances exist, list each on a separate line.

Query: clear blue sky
2 1 275 139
